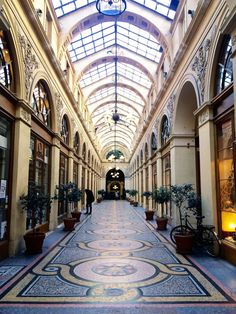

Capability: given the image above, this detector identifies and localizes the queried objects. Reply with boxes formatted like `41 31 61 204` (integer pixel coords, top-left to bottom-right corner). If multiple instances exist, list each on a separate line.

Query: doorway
106 168 125 199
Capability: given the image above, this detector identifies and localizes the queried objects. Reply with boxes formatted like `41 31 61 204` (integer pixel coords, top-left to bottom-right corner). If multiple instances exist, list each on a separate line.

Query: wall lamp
188 10 195 18
35 8 43 17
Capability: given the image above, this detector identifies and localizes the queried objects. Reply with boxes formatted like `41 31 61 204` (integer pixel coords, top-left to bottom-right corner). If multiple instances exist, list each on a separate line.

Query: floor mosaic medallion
0 201 235 309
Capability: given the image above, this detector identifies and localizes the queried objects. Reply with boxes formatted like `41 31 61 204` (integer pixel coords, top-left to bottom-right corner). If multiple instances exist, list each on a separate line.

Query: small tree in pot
170 184 195 254
69 183 82 222
55 182 78 231
20 182 52 254
97 189 105 202
142 191 154 220
129 189 138 206
152 186 171 230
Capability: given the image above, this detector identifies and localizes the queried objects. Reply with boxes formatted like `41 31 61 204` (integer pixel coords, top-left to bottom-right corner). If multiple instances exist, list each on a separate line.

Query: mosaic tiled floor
0 201 236 313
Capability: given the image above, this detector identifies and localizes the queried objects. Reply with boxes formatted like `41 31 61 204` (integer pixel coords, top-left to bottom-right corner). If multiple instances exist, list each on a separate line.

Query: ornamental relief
198 110 210 127
20 108 31 124
166 93 175 130
192 38 211 103
55 92 64 132
18 34 39 100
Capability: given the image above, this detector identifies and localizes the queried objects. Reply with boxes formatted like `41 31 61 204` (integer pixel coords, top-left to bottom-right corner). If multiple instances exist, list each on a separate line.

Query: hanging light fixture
96 0 127 16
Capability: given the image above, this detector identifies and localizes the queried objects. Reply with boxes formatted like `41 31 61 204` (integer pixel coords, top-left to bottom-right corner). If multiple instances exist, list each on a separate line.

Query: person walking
85 189 95 215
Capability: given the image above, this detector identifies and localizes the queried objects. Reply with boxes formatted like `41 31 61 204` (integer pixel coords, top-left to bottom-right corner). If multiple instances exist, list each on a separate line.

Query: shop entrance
106 168 125 200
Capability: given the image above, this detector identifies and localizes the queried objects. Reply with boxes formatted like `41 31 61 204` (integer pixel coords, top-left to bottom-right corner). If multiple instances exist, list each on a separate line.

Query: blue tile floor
0 201 235 314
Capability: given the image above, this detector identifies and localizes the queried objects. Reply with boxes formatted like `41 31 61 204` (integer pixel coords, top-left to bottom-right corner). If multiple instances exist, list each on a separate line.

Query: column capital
194 101 213 127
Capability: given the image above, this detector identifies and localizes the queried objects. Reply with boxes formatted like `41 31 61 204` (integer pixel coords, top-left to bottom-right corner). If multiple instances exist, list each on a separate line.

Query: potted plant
129 189 138 206
170 184 195 254
20 182 52 254
69 183 82 222
55 182 77 231
152 186 171 230
97 189 104 203
142 191 154 220
125 189 130 201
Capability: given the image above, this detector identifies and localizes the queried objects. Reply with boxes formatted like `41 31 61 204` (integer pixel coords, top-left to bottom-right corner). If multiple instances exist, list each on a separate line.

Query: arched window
145 143 149 161
140 150 143 164
215 35 233 95
88 150 91 164
161 115 170 147
73 132 80 155
151 132 157 154
61 115 69 145
32 81 51 127
0 31 13 89
82 143 86 160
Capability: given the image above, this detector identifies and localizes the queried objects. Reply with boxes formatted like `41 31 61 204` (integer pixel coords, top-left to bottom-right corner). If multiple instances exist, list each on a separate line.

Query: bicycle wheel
202 229 220 257
170 225 193 244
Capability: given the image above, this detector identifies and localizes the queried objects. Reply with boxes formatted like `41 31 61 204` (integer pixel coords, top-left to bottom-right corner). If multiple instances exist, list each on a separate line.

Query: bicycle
170 213 220 257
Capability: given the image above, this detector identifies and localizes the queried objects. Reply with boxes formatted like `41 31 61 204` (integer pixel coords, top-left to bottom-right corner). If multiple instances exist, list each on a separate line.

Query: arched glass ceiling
69 22 162 62
87 86 145 107
52 0 179 20
80 62 152 88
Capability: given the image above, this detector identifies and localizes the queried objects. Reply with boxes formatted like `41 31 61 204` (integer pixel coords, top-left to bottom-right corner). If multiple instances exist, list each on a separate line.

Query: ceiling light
96 0 127 16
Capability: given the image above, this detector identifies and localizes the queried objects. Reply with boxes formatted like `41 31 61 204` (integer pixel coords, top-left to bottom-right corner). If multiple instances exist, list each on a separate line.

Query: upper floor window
161 115 170 147
32 81 51 127
151 132 157 154
215 35 233 95
82 143 86 160
0 31 13 90
61 115 69 145
73 132 80 155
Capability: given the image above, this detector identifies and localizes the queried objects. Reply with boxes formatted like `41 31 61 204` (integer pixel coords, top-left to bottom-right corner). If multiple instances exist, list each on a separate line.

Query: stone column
78 161 83 209
9 105 32 256
68 150 74 183
170 135 197 224
148 161 153 210
49 135 61 230
143 166 147 209
195 102 217 227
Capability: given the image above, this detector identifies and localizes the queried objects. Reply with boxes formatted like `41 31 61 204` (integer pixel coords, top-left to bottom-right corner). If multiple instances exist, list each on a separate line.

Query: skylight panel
130 0 178 20
52 0 96 17
157 4 169 15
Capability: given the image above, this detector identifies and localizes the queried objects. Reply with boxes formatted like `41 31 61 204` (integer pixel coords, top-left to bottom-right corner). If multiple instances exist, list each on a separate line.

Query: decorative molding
55 92 64 132
18 34 39 100
167 93 175 129
192 39 211 103
20 108 31 124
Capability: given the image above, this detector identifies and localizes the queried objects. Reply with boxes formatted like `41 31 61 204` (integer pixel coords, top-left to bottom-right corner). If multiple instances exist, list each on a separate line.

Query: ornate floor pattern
0 201 235 313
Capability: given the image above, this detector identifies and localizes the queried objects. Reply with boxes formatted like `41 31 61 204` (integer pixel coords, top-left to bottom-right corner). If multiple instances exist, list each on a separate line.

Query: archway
106 168 125 200
173 80 199 192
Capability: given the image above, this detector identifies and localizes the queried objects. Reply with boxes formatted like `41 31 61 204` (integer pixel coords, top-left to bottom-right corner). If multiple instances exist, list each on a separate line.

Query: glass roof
52 0 178 20
80 61 152 88
52 0 95 17
87 86 145 107
131 0 177 19
69 22 161 62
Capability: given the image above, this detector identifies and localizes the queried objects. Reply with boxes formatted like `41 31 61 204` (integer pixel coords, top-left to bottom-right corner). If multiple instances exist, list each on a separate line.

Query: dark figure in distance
85 189 95 214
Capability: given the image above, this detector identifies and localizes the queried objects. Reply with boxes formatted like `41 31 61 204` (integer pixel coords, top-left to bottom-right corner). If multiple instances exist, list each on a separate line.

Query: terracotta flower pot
24 232 45 254
133 202 138 207
174 233 194 254
145 210 155 221
71 211 81 222
63 218 77 231
156 217 168 230
97 198 102 203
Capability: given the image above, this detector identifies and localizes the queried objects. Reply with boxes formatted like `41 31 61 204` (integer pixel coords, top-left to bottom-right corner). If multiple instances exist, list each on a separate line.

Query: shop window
58 153 68 217
31 81 51 127
0 31 13 90
161 115 170 146
28 135 50 229
73 132 80 155
216 116 236 238
0 116 11 242
162 153 171 217
61 115 69 145
73 161 78 185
